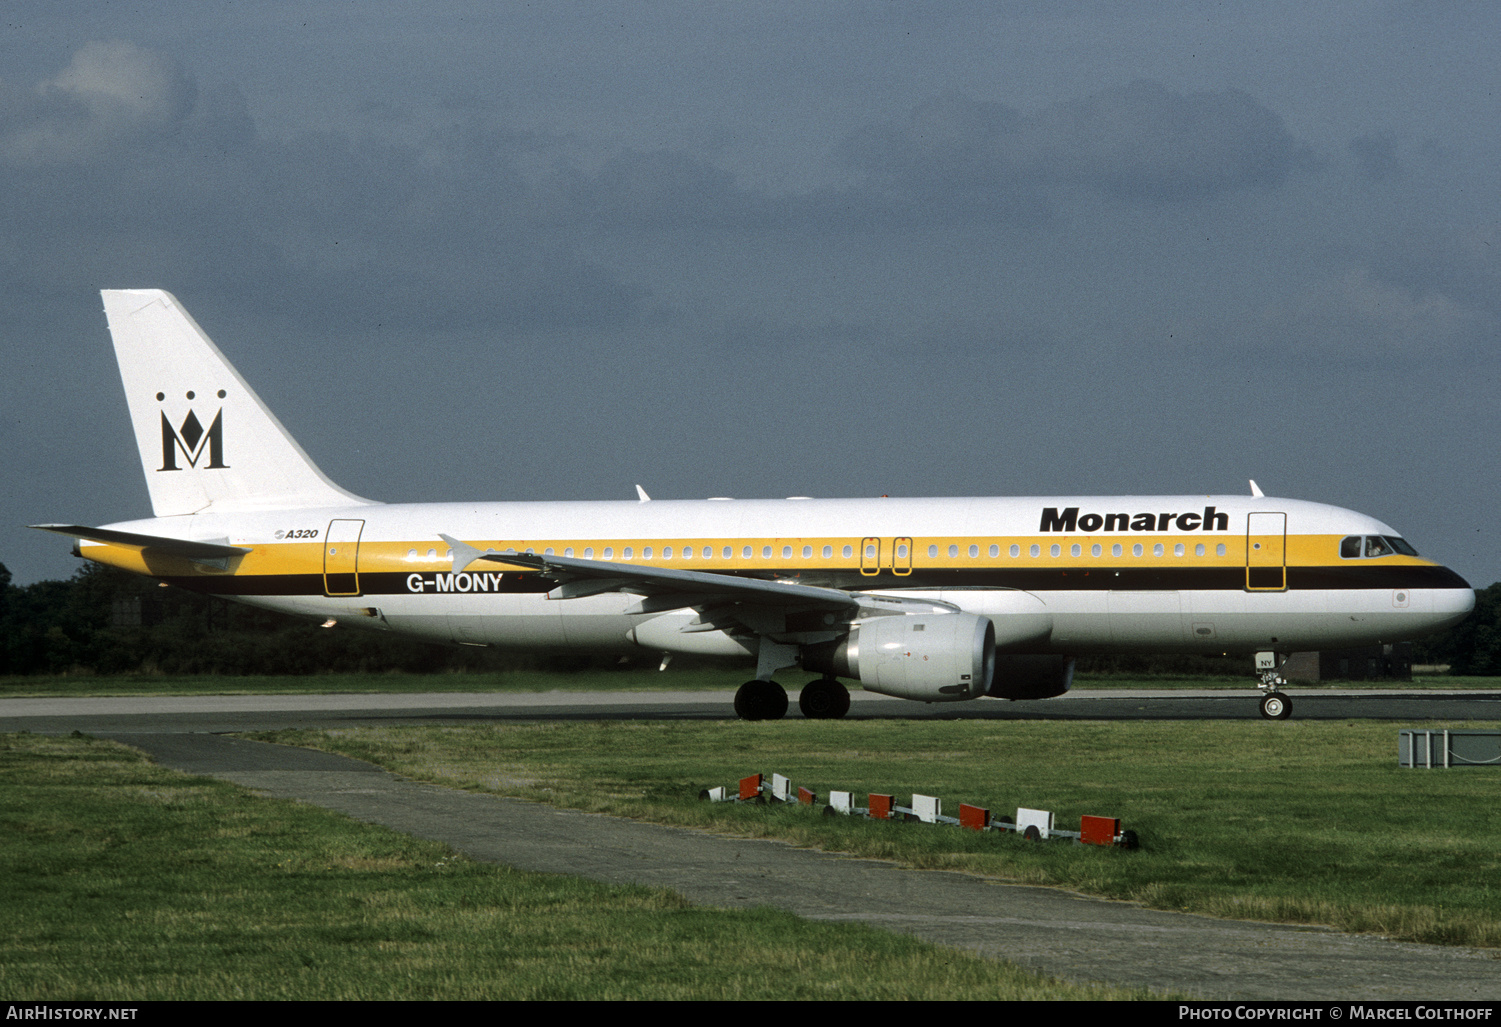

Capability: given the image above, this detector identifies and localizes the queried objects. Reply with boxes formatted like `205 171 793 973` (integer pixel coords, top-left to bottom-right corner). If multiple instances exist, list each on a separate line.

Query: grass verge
0 667 756 698
0 732 1146 1000
265 718 1501 950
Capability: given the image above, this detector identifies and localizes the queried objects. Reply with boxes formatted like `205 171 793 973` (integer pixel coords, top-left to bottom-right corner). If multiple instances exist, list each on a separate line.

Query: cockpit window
1342 535 1419 559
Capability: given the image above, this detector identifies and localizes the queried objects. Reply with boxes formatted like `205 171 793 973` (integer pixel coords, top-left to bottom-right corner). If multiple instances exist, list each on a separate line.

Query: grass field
267 717 1501 950
0 732 1149 1000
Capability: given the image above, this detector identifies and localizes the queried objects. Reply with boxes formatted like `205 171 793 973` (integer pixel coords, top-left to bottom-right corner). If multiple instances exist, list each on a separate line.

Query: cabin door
324 519 365 596
1245 512 1287 591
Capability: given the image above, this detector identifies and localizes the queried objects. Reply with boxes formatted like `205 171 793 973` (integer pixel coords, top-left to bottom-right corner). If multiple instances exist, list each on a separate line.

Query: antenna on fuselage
1249 480 1264 498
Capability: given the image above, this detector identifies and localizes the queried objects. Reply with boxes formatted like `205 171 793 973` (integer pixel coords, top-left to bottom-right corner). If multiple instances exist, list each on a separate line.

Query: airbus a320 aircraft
33 291 1475 720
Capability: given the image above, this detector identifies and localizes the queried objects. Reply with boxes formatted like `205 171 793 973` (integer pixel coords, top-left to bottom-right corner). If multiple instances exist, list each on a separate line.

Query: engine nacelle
985 654 1074 700
803 612 995 702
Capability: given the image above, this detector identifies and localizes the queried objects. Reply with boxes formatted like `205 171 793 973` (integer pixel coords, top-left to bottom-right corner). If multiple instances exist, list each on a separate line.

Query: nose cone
1428 585 1476 624
1426 580 1475 632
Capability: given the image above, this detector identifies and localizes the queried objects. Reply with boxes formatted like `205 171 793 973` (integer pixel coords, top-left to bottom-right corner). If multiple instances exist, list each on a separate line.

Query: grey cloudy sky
2 2 1497 588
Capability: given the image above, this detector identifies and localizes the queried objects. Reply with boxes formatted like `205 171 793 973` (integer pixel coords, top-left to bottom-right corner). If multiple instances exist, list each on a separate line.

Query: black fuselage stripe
158 564 1471 597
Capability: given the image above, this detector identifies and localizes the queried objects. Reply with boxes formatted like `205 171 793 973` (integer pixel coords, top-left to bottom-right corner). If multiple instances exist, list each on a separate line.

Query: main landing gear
733 677 852 720
734 679 788 721
1255 650 1293 720
798 677 851 720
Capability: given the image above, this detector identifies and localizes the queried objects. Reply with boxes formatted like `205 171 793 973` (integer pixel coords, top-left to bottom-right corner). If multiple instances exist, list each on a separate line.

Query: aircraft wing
30 524 252 560
438 533 961 647
440 534 863 614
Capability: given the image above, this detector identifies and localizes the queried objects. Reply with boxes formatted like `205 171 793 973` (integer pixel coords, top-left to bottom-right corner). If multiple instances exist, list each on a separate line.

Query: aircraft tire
735 680 789 721
798 677 851 720
1259 692 1292 720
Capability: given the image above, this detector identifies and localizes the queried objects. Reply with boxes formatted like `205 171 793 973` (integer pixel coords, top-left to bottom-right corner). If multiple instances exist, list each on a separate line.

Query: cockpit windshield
1340 535 1418 559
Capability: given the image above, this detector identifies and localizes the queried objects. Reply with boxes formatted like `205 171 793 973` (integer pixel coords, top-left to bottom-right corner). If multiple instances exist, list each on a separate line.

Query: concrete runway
6 687 1501 999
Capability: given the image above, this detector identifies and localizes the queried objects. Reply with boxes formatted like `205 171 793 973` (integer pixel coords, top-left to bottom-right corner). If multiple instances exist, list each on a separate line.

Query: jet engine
802 612 995 701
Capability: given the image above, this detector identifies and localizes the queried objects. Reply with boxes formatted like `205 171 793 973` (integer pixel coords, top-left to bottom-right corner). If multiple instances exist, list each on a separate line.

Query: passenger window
603 548 613 559
1112 543 1122 557
1091 543 1102 557
1050 544 1061 557
948 544 958 558
763 546 772 559
1070 544 1081 557
1152 543 1164 557
407 549 417 560
742 546 752 559
1132 544 1144 557
565 548 575 558
968 544 979 558
928 545 938 558
642 547 652 559
781 546 791 559
842 545 853 558
1216 543 1226 556
823 545 832 558
545 548 555 556
1029 544 1040 557
623 547 633 559
989 544 999 557
1194 543 1205 556
803 545 812 559
1174 543 1184 557
865 544 876 558
584 548 594 558
1010 544 1020 557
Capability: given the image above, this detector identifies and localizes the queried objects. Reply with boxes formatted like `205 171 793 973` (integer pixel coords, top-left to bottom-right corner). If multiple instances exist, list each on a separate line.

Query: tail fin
102 289 375 516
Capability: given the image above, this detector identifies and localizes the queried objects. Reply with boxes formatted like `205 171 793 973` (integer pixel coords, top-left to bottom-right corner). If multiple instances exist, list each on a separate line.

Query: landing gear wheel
1259 691 1292 720
734 680 788 721
798 678 851 720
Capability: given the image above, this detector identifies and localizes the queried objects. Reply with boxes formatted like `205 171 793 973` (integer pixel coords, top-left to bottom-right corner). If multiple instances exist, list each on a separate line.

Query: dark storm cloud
839 80 1312 210
1349 131 1400 183
0 41 648 334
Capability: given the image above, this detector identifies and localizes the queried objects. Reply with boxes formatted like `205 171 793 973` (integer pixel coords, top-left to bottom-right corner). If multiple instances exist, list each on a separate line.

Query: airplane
32 290 1475 721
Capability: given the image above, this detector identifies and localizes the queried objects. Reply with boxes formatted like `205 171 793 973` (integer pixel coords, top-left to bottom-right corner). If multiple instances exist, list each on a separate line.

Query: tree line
1 561 1496 678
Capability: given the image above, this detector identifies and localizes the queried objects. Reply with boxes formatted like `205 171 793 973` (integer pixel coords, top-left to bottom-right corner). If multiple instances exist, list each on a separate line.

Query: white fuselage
86 493 1475 660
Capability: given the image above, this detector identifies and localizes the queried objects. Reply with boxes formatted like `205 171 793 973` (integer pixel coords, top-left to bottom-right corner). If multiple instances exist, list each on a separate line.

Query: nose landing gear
1255 650 1293 720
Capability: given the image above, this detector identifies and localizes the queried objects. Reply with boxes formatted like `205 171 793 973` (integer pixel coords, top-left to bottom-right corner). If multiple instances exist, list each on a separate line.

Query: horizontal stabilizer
29 524 251 560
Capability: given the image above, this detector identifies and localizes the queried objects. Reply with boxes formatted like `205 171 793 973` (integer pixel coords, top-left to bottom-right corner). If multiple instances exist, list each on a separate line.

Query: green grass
0 667 756 698
265 718 1501 950
1067 675 1501 690
0 732 1146 1000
